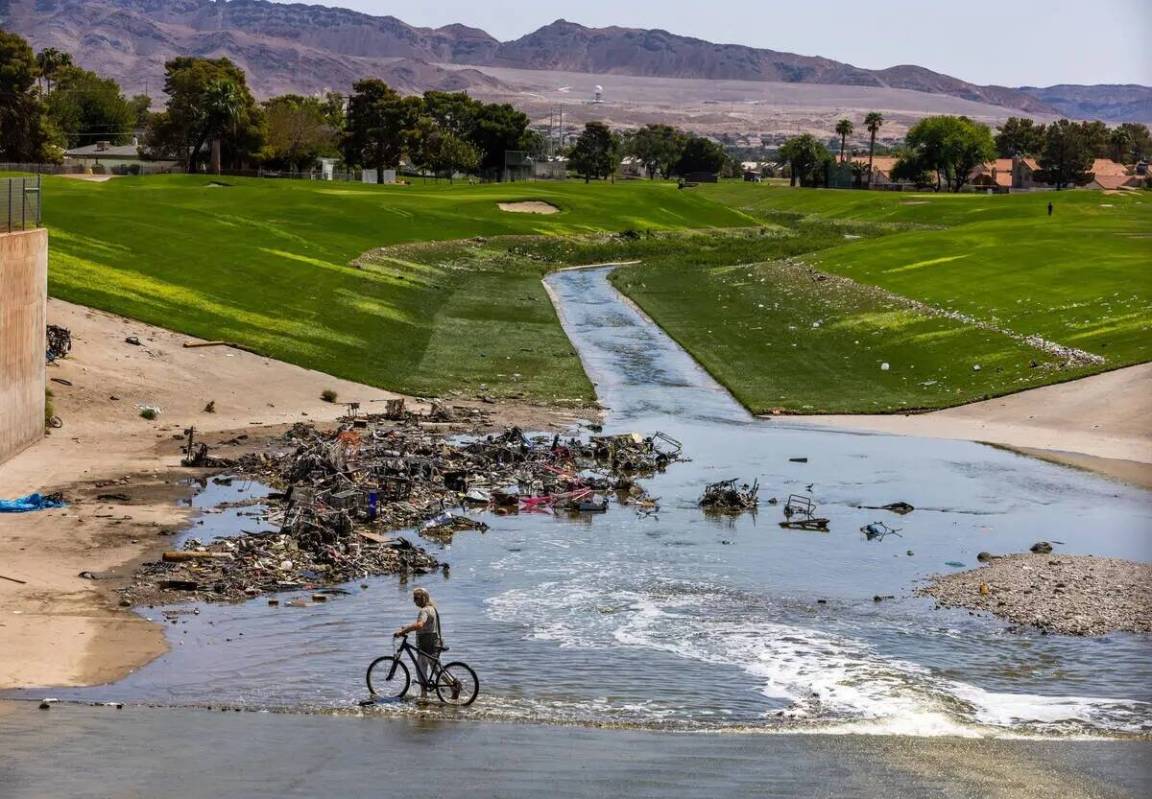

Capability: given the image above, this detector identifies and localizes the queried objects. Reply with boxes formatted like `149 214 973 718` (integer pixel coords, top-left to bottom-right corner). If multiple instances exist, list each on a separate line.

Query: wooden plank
356 531 395 544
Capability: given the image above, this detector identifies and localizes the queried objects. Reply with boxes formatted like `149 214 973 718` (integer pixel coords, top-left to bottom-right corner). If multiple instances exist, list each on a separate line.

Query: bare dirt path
0 299 587 690
782 364 1152 488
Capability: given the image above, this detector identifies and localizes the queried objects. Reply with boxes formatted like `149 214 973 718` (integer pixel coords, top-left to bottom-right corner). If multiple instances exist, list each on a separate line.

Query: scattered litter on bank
45 324 72 363
0 492 66 513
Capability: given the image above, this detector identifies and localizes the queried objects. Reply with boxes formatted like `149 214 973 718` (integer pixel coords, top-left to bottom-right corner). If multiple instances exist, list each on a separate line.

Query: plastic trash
0 493 66 513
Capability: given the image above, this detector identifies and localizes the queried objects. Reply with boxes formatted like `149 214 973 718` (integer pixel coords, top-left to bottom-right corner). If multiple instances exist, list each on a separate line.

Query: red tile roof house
969 157 1042 189
848 156 901 185
1084 158 1143 190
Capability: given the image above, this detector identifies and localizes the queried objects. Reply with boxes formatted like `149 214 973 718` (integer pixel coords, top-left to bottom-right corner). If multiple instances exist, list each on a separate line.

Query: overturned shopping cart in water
779 494 829 531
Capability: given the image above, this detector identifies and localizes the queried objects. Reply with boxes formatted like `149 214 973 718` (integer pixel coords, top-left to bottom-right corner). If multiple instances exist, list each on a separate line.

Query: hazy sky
275 0 1150 87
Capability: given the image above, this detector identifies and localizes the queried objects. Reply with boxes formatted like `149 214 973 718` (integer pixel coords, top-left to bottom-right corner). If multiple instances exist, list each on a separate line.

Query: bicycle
365 634 479 706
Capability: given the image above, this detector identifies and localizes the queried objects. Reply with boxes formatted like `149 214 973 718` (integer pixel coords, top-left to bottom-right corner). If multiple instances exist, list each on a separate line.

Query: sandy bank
782 364 1152 488
0 299 588 691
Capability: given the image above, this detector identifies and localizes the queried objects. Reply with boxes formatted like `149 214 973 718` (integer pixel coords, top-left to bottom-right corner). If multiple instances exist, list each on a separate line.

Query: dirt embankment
0 299 590 691
920 553 1152 636
787 363 1152 488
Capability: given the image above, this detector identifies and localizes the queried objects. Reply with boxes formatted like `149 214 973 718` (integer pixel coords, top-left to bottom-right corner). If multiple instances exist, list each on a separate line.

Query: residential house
848 155 900 186
618 155 645 178
63 138 178 172
1084 158 1139 190
970 157 1041 190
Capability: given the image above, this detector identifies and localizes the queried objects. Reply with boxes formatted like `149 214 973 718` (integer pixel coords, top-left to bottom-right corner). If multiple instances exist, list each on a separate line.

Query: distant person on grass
394 587 443 700
1048 201 1053 216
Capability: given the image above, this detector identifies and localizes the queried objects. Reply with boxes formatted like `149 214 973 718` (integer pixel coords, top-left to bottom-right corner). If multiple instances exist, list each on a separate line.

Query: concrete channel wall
0 228 48 464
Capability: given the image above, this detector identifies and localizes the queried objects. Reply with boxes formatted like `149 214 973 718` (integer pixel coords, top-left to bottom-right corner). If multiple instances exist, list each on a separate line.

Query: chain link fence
0 176 42 233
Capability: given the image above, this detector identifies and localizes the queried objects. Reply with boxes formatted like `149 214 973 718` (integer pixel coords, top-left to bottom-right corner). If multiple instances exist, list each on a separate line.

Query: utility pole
548 108 555 158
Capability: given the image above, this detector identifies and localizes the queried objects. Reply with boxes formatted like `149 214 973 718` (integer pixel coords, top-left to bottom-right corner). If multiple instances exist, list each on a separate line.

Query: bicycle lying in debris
365 634 479 706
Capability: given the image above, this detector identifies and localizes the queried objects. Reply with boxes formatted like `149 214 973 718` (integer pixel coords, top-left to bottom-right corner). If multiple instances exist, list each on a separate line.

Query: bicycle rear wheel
435 662 479 707
366 656 410 699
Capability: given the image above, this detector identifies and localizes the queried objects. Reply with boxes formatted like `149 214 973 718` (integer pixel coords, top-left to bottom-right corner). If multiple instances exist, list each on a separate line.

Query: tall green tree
995 117 1046 157
779 134 831 187
1108 126 1133 165
673 135 727 176
342 79 422 182
864 111 884 186
320 91 346 130
1112 123 1150 163
1038 119 1095 189
629 123 687 178
260 94 338 170
902 115 995 192
1079 120 1110 158
422 91 480 138
34 47 72 94
469 102 532 174
411 117 480 182
569 121 620 182
834 118 854 163
0 32 58 162
45 65 136 148
144 57 261 171
129 94 152 129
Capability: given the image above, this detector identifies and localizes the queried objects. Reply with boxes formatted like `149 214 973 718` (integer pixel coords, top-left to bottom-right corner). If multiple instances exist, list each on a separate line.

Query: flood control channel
4 266 1150 797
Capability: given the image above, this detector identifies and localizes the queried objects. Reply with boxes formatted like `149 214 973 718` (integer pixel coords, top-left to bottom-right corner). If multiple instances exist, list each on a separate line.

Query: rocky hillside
5 0 1143 121
1018 85 1152 123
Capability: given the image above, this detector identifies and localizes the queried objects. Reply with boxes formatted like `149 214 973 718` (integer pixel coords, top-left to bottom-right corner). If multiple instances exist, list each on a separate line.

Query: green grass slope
614 184 1151 413
42 175 750 402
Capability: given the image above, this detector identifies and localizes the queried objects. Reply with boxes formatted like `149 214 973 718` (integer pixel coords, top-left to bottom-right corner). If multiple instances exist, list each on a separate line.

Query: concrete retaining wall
0 228 47 464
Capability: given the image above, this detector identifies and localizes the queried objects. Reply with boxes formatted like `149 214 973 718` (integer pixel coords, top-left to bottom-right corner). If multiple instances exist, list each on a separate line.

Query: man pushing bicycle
394 587 447 701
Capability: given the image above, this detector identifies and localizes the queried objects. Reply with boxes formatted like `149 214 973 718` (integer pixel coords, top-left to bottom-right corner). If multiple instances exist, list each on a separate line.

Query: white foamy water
486 576 1151 737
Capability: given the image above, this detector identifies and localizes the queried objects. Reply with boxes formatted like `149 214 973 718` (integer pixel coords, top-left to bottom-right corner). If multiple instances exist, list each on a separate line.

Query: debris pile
45 324 71 363
122 533 439 605
127 419 684 604
698 479 759 513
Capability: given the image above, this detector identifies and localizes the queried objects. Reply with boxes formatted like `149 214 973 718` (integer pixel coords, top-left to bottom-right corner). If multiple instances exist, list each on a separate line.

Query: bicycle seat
441 646 450 652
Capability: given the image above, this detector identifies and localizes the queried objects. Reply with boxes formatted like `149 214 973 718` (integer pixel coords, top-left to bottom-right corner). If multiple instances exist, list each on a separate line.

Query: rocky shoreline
920 553 1152 636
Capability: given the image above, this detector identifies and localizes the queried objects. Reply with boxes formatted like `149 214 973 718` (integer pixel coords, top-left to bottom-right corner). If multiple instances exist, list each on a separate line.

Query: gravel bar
919 554 1152 636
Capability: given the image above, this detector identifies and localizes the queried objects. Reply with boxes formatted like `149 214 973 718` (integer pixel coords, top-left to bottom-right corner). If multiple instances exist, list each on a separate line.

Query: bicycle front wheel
435 661 479 707
366 656 410 699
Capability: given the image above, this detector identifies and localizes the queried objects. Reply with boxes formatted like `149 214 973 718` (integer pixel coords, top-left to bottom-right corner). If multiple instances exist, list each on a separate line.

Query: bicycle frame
391 634 444 689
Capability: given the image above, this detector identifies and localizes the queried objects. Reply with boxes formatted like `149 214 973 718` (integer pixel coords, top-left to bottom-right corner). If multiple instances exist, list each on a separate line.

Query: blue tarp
0 493 66 513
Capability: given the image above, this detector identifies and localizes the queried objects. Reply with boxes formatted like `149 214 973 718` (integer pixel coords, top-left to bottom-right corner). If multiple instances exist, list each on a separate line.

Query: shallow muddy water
18 266 1149 740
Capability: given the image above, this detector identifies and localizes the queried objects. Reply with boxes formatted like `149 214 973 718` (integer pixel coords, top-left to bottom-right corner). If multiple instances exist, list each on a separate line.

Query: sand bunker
58 174 116 182
498 201 559 214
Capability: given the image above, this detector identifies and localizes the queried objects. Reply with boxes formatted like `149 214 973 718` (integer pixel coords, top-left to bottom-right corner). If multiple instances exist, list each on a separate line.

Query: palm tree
864 112 884 187
835 119 854 164
35 48 72 94
202 79 243 173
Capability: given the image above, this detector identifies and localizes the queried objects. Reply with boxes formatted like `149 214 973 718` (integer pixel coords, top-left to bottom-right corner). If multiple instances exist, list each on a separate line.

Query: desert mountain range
4 0 1148 130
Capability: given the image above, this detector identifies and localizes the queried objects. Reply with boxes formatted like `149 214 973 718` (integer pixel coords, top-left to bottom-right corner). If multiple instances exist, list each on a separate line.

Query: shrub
320 389 338 403
139 406 159 420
